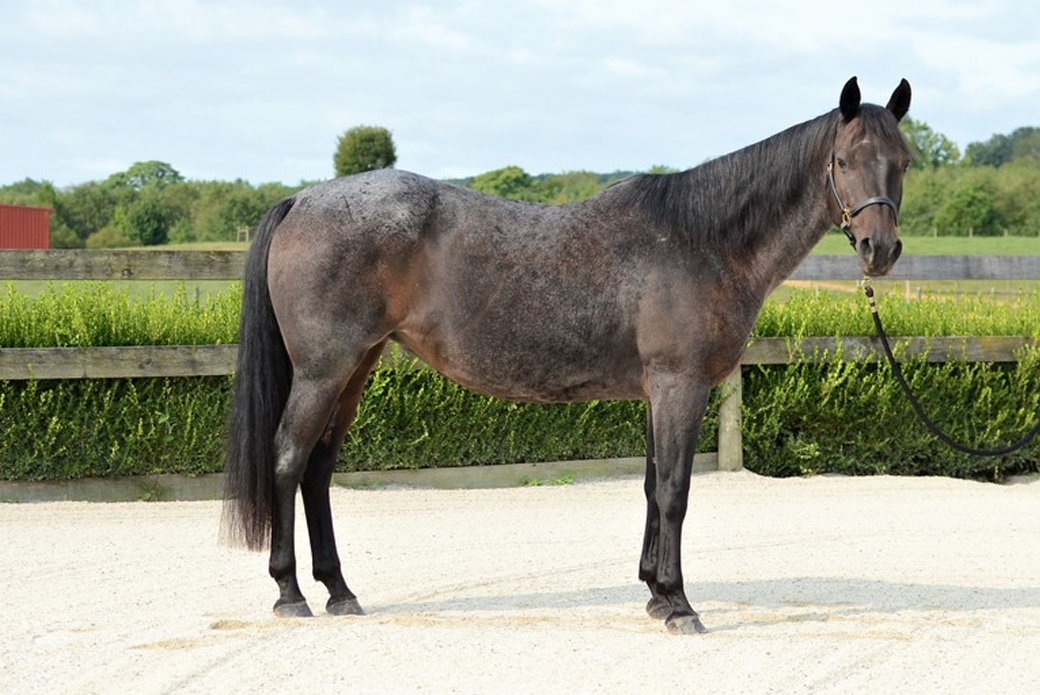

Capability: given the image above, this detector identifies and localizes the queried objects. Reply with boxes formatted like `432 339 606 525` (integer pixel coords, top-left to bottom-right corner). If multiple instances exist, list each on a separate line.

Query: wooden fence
2 249 1039 472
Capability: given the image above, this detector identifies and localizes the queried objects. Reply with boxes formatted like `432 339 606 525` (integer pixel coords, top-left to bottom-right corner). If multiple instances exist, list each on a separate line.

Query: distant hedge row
1 283 1038 482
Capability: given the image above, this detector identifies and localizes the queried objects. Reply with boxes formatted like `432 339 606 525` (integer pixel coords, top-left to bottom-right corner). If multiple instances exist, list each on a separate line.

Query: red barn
0 203 52 249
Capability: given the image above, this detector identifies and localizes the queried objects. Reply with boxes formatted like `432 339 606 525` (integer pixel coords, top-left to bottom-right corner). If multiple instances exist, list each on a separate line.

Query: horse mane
614 105 903 254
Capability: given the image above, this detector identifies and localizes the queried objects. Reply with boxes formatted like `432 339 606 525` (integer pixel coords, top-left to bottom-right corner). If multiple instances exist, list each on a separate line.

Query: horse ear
839 76 861 122
886 78 912 121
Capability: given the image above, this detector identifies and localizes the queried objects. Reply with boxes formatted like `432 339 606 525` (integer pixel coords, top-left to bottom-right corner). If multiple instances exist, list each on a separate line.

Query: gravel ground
2 471 1039 694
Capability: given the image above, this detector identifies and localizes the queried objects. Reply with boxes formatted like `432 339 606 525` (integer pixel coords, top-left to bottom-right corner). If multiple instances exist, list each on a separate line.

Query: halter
827 152 899 248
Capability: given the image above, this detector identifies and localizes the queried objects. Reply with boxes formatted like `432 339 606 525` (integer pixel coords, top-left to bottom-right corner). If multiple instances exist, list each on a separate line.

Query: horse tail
220 197 296 551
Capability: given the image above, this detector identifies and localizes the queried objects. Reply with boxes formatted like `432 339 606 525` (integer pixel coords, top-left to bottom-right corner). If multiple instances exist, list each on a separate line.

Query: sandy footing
2 471 1038 694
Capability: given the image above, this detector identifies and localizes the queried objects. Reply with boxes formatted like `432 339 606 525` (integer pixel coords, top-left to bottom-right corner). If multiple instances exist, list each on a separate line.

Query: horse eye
836 157 848 170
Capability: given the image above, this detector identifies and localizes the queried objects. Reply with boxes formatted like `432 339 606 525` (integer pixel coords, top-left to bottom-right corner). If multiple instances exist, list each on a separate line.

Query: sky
1 0 1039 188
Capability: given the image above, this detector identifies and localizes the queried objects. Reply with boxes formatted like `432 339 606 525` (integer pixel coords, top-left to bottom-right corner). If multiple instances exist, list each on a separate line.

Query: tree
933 186 999 236
469 165 540 201
85 206 137 248
965 134 1013 167
126 192 171 245
900 117 960 169
1009 127 1040 160
106 161 184 191
966 127 1040 167
53 182 118 243
334 126 397 177
188 180 274 242
538 171 602 204
0 178 53 206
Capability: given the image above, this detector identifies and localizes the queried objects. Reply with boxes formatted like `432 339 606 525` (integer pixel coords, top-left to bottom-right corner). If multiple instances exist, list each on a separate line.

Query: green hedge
742 351 1040 479
1 377 232 479
1 283 1038 481
0 282 239 347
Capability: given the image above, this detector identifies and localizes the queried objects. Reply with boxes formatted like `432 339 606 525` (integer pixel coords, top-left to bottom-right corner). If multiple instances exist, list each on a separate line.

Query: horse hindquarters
222 193 382 616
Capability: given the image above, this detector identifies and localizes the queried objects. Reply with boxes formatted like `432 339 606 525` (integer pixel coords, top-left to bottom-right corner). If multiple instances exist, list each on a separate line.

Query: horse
222 76 912 634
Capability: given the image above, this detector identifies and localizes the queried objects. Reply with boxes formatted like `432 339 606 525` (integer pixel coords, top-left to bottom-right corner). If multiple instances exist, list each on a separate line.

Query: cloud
72 157 132 176
23 0 335 41
601 57 667 80
392 5 476 52
2 0 1039 187
914 34 1040 102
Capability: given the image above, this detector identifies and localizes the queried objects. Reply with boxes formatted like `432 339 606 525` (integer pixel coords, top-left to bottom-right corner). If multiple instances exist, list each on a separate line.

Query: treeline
0 161 301 248
2 120 1038 246
0 162 640 248
900 120 1040 237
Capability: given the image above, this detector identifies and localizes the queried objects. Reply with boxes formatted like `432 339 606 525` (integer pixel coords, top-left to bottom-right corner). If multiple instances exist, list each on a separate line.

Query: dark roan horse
223 77 912 634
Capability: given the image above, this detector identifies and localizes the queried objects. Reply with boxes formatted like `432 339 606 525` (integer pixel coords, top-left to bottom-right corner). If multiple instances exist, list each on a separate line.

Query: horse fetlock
646 595 672 620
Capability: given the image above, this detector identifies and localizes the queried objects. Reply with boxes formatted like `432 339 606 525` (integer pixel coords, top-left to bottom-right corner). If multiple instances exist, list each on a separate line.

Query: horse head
829 76 912 277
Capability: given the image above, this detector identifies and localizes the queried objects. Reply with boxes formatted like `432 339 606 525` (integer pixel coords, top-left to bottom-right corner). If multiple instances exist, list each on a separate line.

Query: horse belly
393 318 644 404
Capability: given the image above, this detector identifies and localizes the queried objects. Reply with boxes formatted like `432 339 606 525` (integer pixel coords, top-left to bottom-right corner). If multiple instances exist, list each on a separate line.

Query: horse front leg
639 405 671 620
641 372 711 634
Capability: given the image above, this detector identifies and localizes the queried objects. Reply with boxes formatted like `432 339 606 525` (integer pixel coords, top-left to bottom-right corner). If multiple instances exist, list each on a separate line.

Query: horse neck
745 179 834 298
720 118 837 297
607 111 839 299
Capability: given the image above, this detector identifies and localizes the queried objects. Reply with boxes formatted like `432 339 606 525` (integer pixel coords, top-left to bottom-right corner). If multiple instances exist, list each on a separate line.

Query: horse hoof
665 612 709 635
327 597 365 616
273 600 313 618
646 596 672 620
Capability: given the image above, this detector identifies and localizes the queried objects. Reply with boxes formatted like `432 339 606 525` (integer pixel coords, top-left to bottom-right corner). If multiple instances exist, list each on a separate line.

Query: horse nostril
858 237 873 259
893 239 903 263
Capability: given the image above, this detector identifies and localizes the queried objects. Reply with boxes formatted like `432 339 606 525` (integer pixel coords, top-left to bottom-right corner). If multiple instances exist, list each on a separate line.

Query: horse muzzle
856 231 903 277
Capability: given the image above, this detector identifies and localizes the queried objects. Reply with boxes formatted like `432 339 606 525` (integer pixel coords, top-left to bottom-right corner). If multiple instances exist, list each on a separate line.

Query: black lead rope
863 283 1040 457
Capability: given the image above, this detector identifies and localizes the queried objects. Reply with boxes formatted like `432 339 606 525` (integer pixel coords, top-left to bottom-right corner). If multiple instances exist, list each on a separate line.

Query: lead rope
863 281 1040 457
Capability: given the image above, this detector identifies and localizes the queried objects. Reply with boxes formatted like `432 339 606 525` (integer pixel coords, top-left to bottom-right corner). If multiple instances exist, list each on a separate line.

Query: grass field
812 232 1040 255
796 233 1040 303
5 279 240 301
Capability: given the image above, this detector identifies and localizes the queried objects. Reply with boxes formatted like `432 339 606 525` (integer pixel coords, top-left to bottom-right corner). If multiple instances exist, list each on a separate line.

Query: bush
0 377 231 480
741 351 1040 480
0 282 240 348
85 224 138 249
1 285 1038 481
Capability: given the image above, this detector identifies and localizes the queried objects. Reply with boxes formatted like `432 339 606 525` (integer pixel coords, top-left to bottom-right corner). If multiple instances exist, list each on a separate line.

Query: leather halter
827 152 899 248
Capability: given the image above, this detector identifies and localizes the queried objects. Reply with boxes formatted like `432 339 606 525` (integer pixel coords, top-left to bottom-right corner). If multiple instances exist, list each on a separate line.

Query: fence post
717 368 744 471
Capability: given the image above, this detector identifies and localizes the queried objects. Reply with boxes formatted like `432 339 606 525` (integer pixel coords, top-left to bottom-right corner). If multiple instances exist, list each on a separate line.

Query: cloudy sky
1 0 1038 187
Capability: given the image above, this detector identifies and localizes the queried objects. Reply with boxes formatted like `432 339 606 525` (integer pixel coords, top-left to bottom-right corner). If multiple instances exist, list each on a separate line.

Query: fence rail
6 249 1040 282
0 249 245 280
3 249 1039 472
1 336 1035 382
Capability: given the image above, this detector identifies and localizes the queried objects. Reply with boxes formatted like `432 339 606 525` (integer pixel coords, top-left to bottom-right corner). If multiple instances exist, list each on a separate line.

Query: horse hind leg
269 369 360 617
300 341 386 616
